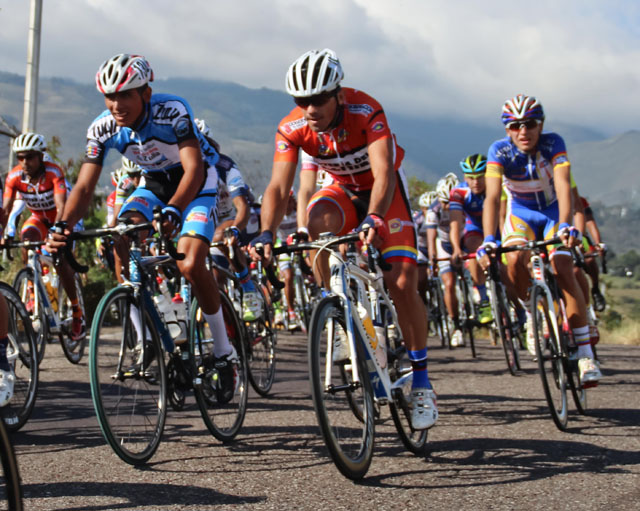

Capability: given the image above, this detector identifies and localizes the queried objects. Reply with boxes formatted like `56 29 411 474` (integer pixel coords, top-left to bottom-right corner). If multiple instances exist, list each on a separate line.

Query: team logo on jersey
86 141 102 159
132 197 149 208
282 118 306 135
175 116 190 138
388 218 403 234
277 141 289 153
371 121 385 133
186 211 208 224
347 104 374 116
337 129 348 142
319 144 331 156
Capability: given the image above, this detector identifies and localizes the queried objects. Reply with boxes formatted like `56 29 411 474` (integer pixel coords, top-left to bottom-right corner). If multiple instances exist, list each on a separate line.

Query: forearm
261 184 289 234
368 170 395 217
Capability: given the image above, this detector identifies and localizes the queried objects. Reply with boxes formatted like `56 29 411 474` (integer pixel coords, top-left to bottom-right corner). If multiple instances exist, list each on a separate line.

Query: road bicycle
425 272 450 348
275 232 428 480
483 247 523 376
210 240 278 396
0 417 22 510
494 238 587 430
63 213 248 465
9 240 86 365
0 281 38 432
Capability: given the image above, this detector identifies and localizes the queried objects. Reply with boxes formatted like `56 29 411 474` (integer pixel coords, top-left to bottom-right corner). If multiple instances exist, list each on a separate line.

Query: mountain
0 71 634 203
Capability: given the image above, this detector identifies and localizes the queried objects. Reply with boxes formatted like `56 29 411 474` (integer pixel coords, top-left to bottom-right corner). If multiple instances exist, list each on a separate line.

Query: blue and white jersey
83 93 219 174
215 154 249 222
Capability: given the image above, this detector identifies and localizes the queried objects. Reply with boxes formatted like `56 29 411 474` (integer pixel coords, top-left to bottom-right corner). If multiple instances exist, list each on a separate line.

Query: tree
407 175 434 210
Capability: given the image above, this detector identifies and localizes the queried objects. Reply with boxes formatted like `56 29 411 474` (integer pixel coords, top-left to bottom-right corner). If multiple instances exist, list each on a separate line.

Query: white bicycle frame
325 248 410 404
530 253 564 348
24 249 64 334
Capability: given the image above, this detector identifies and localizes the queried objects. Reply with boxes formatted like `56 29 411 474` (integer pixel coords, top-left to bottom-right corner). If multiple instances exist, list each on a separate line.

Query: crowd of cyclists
0 48 609 437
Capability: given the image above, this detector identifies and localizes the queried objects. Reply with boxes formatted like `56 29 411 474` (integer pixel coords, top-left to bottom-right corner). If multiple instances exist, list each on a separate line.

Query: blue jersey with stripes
83 93 219 173
449 182 484 230
486 132 570 210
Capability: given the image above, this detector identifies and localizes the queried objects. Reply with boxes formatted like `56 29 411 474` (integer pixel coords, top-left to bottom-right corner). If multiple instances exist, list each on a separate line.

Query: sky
2 0 640 137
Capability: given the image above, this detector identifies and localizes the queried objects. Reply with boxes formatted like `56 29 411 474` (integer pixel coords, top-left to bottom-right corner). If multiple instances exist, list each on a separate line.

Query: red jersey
4 162 66 222
274 87 405 192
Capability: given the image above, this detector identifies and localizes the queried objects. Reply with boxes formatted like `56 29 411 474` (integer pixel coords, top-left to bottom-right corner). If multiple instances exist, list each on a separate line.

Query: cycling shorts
307 170 417 265
119 171 218 243
436 238 453 274
503 201 560 245
21 213 53 240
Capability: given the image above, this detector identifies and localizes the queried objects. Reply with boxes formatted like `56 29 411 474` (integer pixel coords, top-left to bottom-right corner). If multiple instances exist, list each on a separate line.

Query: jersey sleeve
49 164 67 196
273 110 303 164
425 207 439 229
549 133 570 170
486 140 505 178
449 187 465 212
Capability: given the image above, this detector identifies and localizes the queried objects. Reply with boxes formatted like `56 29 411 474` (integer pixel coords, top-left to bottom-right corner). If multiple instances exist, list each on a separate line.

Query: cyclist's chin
306 118 330 133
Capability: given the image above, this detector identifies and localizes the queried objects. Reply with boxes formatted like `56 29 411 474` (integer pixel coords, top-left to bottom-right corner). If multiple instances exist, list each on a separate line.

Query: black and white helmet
12 132 46 153
285 48 344 97
95 53 154 94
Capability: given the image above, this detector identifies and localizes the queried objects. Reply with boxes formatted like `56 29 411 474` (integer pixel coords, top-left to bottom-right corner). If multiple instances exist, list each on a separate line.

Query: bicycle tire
560 311 588 414
13 269 46 365
383 304 428 454
308 295 375 480
245 282 277 396
489 279 519 376
456 273 476 357
190 293 248 442
531 284 568 430
89 287 167 465
293 273 309 333
0 283 38 433
0 418 23 510
57 274 87 364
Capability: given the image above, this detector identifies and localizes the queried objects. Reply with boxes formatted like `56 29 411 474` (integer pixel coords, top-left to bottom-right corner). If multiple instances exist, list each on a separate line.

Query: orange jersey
4 162 66 221
274 87 405 192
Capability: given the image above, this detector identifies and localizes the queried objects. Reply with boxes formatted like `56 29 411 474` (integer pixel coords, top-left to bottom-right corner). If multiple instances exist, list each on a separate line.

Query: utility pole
22 0 43 133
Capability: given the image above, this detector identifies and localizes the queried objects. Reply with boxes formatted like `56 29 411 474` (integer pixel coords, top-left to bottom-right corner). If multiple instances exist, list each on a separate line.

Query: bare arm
261 160 297 235
297 169 317 230
366 137 395 217
61 162 102 228
554 165 573 227
53 191 66 224
169 139 204 210
449 209 464 255
482 175 502 241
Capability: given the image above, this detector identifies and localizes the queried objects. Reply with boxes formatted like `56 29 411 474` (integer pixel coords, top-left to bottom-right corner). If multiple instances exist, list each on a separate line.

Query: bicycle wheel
308 295 375 480
190 293 248 442
384 304 428 454
489 279 519 376
293 274 310 334
531 285 568 430
89 287 167 465
0 283 38 433
245 283 277 396
57 274 87 364
456 274 476 357
13 269 46 365
0 419 22 511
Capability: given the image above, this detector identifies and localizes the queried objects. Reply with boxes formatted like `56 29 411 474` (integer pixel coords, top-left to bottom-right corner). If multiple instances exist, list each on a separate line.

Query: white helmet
13 132 46 153
436 179 454 203
194 118 210 137
96 53 154 94
285 48 344 97
443 172 459 187
418 191 435 208
121 156 142 175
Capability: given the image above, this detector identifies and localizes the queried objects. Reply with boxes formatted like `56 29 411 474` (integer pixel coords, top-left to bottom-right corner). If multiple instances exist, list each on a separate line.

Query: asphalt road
8 332 640 511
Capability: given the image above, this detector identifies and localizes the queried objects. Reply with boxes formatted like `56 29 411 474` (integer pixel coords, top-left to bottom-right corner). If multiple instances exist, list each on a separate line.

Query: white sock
203 308 232 357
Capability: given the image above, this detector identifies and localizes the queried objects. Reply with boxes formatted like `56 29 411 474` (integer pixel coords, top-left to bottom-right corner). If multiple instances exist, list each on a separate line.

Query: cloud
2 0 640 135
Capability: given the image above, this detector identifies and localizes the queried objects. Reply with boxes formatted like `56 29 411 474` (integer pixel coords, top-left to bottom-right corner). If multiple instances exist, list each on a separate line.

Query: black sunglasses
16 152 40 161
507 119 541 131
294 90 337 108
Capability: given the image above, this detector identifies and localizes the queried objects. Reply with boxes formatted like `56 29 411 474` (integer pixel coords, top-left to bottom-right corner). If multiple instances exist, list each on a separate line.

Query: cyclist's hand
451 249 464 267
157 205 182 239
46 223 71 254
558 223 580 248
476 236 497 271
357 213 386 247
597 242 607 255
249 230 274 263
287 227 309 245
223 225 240 245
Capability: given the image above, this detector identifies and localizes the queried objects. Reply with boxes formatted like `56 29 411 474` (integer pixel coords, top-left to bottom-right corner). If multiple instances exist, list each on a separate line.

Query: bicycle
495 238 587 430
483 247 523 376
275 233 429 480
424 271 450 348
9 240 86 365
63 213 248 465
0 281 38 432
0 417 23 510
210 240 278 397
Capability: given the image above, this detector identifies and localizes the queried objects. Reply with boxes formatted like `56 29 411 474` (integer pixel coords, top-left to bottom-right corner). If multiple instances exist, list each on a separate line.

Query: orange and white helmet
96 54 154 94
286 49 344 97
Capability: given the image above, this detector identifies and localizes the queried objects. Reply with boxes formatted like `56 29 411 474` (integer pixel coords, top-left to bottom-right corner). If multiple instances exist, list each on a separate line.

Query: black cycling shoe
213 347 238 404
591 287 606 312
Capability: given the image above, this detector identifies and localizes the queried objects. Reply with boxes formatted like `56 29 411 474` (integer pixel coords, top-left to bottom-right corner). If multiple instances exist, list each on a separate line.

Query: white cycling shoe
410 387 438 430
0 368 16 407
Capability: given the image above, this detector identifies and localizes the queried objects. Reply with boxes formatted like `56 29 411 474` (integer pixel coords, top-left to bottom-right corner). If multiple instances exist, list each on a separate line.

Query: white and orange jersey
274 87 404 192
4 162 66 221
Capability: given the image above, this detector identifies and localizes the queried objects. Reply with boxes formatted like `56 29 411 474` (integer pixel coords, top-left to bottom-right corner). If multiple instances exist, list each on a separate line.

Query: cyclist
478 94 601 386
2 132 86 340
48 53 238 391
250 48 437 429
577 196 606 312
449 154 493 325
415 190 435 306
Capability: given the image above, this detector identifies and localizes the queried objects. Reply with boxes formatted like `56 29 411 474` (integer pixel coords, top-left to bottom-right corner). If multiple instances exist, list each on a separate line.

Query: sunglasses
16 152 40 161
294 91 336 108
507 119 541 131
465 173 486 180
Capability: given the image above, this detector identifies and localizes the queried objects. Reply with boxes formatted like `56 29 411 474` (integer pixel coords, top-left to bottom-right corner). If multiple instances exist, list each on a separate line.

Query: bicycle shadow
23 480 263 510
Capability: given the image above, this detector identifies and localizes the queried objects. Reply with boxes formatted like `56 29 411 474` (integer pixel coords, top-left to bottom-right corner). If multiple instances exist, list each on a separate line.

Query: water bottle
373 321 387 369
356 300 385 369
172 293 188 342
42 266 58 312
153 291 181 339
